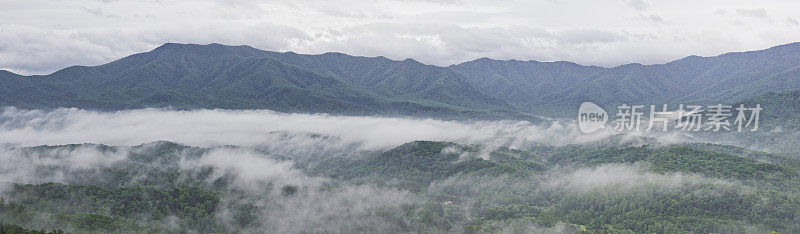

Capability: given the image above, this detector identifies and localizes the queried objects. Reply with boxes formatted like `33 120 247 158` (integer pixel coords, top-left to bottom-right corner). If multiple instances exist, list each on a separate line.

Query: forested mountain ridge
452 42 800 115
0 43 524 119
2 42 800 119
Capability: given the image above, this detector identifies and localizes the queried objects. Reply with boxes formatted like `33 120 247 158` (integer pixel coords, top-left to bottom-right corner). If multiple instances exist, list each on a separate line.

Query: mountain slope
450 42 800 115
0 44 386 113
450 58 603 108
0 43 526 119
261 51 518 115
2 42 800 118
736 89 800 130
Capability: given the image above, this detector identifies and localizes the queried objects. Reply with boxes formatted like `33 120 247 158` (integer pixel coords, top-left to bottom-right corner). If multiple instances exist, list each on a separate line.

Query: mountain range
2 42 800 119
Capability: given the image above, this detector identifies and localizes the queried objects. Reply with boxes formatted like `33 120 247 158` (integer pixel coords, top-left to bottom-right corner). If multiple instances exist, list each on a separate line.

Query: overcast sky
1 0 799 75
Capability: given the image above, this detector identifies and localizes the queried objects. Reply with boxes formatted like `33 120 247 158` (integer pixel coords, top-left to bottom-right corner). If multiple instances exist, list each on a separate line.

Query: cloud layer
0 107 624 150
0 107 777 232
2 0 800 74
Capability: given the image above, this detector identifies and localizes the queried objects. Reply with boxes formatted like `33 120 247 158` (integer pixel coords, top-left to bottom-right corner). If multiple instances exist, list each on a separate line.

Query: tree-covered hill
3 140 795 232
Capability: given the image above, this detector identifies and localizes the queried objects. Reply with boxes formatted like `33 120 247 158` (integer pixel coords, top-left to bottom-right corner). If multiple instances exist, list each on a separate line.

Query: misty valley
0 108 799 233
2 30 800 233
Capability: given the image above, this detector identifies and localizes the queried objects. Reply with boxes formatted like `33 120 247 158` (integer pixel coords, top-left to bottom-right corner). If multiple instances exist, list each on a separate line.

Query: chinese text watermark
578 102 761 133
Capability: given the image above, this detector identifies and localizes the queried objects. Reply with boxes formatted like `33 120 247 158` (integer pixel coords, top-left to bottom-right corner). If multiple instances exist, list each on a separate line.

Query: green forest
1 140 798 233
4 3 800 234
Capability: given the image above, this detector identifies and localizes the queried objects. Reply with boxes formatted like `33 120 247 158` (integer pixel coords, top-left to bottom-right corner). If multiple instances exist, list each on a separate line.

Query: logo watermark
578 102 608 133
577 102 761 133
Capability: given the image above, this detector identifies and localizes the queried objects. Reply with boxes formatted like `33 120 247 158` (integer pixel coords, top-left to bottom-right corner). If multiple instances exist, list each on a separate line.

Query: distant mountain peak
153 42 188 50
152 42 254 51
0 69 19 77
614 63 644 68
146 42 264 60
766 41 800 50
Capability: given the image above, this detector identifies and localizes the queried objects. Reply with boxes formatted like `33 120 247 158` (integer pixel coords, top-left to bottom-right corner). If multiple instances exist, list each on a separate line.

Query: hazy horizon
3 0 800 75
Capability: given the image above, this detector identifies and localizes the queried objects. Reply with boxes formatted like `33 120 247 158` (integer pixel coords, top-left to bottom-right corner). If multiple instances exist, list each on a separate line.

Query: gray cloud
647 14 664 23
1 0 799 74
558 28 624 44
735 8 770 19
788 17 800 26
80 6 122 18
624 0 648 11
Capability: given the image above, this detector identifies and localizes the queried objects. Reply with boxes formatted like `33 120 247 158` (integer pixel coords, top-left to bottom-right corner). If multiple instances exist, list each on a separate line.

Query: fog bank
0 107 625 150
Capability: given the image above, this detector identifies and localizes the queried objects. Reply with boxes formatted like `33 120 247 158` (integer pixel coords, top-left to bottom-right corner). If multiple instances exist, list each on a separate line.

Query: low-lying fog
0 107 699 150
0 107 790 233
